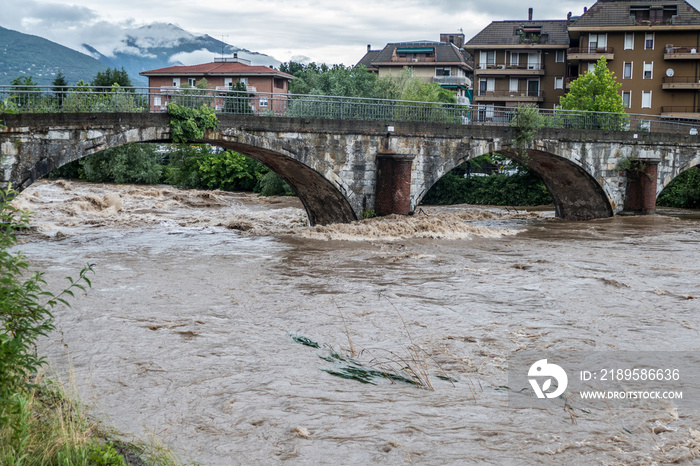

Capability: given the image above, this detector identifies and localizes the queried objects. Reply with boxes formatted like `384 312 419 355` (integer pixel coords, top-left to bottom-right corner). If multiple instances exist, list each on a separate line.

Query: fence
1 85 699 134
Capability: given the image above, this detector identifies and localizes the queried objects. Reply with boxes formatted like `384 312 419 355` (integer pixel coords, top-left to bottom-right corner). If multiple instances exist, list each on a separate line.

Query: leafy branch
167 103 218 143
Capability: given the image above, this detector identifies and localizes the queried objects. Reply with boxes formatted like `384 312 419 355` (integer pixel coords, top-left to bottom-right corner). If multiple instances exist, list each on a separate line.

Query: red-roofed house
140 55 294 113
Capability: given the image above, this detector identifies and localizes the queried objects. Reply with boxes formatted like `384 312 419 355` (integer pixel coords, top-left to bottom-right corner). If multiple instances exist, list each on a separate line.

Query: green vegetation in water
290 333 444 389
361 209 377 219
0 188 182 465
422 154 551 206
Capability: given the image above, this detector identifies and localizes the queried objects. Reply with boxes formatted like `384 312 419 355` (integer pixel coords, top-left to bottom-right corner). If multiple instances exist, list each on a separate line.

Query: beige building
464 12 570 112
356 35 473 103
568 0 700 117
465 0 700 118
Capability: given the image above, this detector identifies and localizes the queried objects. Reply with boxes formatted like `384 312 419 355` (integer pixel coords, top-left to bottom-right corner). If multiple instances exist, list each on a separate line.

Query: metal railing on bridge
1 85 699 135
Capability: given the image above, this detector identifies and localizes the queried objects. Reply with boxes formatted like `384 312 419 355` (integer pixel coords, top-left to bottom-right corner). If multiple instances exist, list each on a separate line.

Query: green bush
657 167 700 209
0 188 93 416
422 170 551 206
256 171 293 196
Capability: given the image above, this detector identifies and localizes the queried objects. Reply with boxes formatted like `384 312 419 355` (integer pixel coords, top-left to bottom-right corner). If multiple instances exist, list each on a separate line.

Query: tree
52 71 67 107
92 67 132 88
10 76 39 108
559 57 626 129
224 81 253 114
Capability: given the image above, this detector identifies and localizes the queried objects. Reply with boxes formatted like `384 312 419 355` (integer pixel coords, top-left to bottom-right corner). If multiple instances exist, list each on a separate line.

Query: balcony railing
664 46 700 59
433 76 471 86
661 106 700 114
477 63 543 71
567 47 615 59
476 90 543 98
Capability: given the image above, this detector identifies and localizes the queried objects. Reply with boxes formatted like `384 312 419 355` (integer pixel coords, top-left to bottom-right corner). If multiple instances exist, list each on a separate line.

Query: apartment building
568 0 700 117
357 34 473 103
464 9 570 112
465 1 700 118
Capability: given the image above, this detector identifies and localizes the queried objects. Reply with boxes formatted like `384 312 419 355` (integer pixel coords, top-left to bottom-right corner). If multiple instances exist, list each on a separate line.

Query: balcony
475 64 545 76
566 47 614 61
661 106 700 118
433 76 471 87
662 76 700 90
473 89 544 103
664 46 700 60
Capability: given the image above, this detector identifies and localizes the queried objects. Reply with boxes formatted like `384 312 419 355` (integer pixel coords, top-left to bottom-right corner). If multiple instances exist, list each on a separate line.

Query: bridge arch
202 135 357 225
658 156 700 195
415 143 614 220
0 113 359 225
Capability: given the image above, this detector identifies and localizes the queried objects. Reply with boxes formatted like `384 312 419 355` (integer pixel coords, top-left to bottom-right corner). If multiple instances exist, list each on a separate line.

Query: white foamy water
11 180 700 464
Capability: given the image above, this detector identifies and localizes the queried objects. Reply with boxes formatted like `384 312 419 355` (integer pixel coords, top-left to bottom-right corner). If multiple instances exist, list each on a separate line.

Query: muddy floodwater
11 179 700 464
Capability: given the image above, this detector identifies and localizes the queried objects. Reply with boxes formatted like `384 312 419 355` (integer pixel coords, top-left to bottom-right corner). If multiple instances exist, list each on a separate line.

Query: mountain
0 26 107 86
0 23 281 87
80 23 281 85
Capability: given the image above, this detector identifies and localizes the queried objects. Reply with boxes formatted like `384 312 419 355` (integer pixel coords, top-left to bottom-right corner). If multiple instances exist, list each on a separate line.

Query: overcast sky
3 0 700 66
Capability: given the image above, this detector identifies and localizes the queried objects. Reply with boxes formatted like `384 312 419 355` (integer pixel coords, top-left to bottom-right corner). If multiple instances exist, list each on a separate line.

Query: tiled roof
572 0 700 27
361 41 469 65
356 50 381 69
140 62 293 79
465 20 570 47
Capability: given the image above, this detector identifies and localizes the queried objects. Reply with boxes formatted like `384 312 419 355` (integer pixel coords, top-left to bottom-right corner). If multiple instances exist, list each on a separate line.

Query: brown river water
10 179 700 465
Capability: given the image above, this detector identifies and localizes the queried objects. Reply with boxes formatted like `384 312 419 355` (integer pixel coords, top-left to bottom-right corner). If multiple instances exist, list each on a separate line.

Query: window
435 67 451 77
479 78 495 95
172 78 181 87
510 52 520 67
643 62 653 79
487 51 496 66
623 62 632 79
624 33 634 50
589 33 607 51
509 78 519 92
527 79 540 96
238 78 248 85
188 78 196 87
554 77 564 89
527 52 540 70
555 50 565 63
154 96 162 107
622 91 631 108
645 32 654 50
224 78 233 89
587 63 596 73
641 91 652 108
259 97 268 107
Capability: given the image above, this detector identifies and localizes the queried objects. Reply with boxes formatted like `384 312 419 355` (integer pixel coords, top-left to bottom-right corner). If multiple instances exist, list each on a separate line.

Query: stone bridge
1 112 699 225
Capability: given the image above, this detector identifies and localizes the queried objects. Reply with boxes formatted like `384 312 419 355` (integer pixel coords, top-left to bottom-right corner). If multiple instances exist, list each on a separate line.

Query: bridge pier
623 158 660 214
375 150 414 216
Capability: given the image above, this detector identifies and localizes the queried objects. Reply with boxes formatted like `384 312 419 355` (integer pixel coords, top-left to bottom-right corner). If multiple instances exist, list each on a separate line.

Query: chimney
367 44 371 52
583 6 587 13
567 11 572 24
528 8 533 21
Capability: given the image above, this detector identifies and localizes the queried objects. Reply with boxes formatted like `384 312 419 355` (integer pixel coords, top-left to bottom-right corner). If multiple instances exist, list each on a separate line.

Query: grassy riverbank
1 376 182 465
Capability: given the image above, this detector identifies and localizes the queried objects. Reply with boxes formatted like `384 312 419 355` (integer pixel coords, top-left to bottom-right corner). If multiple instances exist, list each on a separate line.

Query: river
11 179 700 465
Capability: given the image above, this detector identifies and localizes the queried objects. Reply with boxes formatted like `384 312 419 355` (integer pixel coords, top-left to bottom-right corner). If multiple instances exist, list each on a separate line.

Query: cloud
0 0 96 31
